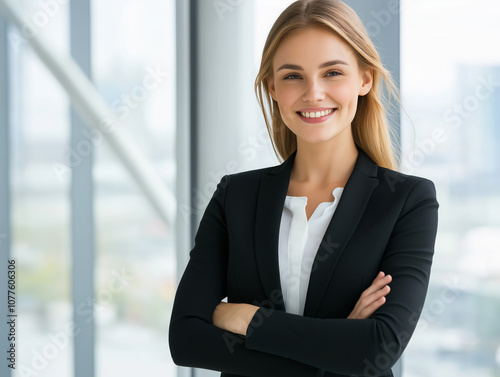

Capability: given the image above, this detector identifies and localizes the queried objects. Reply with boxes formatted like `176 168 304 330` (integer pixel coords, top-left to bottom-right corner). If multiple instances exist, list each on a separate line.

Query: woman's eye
284 73 301 80
326 71 341 77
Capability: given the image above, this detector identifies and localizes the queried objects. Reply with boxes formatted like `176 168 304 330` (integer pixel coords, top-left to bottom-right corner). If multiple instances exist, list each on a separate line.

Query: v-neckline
285 186 344 222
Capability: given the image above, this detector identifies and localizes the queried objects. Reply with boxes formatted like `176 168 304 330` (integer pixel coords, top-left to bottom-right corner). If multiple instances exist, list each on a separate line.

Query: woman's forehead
272 27 357 70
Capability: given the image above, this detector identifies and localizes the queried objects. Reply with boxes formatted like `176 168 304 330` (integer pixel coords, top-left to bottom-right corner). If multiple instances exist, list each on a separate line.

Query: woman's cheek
277 85 298 105
276 91 298 119
327 82 352 104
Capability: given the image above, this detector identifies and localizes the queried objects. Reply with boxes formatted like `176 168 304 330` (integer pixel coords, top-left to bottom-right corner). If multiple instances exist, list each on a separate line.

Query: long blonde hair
255 0 399 170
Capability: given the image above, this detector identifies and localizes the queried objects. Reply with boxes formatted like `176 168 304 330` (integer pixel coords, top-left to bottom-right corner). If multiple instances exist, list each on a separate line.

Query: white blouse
278 187 344 316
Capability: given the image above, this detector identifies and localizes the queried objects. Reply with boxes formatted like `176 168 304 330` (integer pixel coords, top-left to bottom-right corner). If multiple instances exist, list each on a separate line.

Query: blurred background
0 1 499 377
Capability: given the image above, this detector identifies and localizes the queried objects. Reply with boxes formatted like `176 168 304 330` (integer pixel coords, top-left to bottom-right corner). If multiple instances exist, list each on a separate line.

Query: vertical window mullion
175 0 194 376
70 2 95 377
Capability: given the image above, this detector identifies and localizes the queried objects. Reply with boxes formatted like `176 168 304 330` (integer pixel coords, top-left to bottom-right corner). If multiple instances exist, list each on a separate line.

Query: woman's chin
296 131 343 146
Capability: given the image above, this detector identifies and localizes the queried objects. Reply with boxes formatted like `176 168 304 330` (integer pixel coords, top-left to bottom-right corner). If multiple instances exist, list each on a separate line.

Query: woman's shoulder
212 162 282 200
377 164 435 187
374 165 438 205
222 162 282 186
356 148 435 195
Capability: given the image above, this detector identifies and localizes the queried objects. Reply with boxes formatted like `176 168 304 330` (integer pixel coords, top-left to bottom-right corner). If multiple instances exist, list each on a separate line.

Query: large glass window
401 1 500 376
91 0 176 376
6 1 177 376
10 2 72 376
9 1 499 376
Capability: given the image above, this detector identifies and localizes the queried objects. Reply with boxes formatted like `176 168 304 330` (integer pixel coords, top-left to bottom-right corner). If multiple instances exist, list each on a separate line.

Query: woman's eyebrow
276 59 349 72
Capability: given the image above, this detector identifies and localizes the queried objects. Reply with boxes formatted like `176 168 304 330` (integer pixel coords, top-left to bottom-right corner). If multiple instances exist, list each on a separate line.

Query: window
401 1 500 375
92 1 176 376
9 2 72 376
5 1 177 376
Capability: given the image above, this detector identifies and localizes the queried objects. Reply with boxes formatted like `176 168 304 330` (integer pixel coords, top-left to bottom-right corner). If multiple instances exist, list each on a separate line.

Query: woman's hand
212 272 390 333
347 271 392 319
212 302 260 336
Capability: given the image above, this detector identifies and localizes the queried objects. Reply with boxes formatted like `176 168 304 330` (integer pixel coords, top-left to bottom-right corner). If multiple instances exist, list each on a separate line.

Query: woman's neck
291 133 359 186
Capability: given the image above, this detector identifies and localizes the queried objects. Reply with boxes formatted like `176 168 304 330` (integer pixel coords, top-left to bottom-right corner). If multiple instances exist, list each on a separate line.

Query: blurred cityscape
401 64 500 377
400 1 500 372
10 0 177 376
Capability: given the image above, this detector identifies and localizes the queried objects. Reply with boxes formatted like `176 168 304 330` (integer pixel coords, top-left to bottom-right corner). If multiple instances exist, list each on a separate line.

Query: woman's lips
297 108 337 124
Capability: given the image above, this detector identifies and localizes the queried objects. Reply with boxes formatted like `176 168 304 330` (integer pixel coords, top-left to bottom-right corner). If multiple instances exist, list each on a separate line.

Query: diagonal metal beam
0 0 176 227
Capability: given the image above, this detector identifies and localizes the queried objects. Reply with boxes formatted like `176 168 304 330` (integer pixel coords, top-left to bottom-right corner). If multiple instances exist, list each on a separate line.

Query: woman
169 1 438 376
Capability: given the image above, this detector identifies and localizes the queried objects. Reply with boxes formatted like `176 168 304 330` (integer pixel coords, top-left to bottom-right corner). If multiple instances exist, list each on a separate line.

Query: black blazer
169 148 439 377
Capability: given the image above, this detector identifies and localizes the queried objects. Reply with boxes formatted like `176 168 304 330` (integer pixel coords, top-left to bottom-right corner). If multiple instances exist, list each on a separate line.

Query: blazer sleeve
169 175 323 377
244 179 439 376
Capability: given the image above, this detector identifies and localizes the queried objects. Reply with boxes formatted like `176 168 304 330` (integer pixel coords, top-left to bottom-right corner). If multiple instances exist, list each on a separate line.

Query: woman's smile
297 107 337 123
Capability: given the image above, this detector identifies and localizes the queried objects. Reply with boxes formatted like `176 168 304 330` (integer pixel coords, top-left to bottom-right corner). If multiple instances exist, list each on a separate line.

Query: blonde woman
169 1 438 376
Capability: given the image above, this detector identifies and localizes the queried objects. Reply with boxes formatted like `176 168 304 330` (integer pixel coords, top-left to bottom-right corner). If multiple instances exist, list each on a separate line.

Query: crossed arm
213 271 393 336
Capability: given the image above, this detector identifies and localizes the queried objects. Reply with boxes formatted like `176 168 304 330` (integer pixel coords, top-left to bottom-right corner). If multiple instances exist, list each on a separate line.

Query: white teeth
300 109 334 118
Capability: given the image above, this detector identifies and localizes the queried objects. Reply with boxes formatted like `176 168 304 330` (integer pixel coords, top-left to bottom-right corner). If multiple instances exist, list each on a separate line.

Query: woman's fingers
374 271 385 281
358 285 390 312
347 272 392 319
359 285 391 316
360 272 392 298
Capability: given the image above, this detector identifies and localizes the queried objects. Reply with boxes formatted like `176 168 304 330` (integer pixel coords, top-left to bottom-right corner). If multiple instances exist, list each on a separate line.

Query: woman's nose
302 79 326 102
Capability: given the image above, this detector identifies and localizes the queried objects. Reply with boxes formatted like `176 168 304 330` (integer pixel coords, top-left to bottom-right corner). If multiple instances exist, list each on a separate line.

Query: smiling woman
255 0 399 172
267 27 372 157
169 1 438 376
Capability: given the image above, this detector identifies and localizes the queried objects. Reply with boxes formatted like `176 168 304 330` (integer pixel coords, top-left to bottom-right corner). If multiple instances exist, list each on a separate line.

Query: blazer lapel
254 151 296 312
254 149 379 316
303 150 379 317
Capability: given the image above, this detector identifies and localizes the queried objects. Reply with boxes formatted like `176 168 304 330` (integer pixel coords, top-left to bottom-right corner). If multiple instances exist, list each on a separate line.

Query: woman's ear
359 69 373 96
267 77 277 101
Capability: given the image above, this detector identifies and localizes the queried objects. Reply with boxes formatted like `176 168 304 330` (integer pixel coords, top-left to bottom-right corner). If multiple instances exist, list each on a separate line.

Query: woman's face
268 26 373 146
